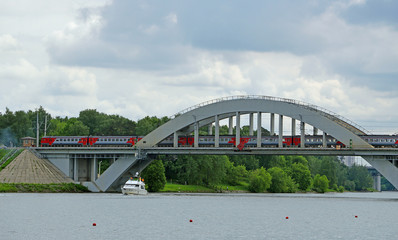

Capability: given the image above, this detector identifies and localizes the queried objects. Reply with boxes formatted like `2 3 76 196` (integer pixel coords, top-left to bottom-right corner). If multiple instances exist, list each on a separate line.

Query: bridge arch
136 95 372 149
39 95 398 192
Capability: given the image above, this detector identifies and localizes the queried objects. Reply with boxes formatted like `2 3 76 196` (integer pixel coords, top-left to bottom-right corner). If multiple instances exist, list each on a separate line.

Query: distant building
21 137 35 147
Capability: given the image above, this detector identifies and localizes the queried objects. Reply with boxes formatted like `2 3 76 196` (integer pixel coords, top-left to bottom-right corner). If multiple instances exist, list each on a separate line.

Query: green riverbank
160 182 250 193
0 183 89 193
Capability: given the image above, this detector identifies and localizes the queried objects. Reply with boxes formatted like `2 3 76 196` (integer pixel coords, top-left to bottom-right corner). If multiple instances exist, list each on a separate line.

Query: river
1 192 397 239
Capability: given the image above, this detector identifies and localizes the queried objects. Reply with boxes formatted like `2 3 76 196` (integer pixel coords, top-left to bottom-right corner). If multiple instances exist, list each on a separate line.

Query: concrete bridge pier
257 112 262 147
363 156 398 191
373 173 381 192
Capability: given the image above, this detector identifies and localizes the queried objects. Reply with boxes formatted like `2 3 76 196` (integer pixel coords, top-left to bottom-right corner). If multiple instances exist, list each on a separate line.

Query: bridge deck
36 147 398 157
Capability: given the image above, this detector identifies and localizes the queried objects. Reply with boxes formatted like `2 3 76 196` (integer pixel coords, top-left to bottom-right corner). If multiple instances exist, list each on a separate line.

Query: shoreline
0 183 89 193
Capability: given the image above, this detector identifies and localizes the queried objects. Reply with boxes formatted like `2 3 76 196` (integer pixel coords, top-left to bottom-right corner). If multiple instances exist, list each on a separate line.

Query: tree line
0 107 392 192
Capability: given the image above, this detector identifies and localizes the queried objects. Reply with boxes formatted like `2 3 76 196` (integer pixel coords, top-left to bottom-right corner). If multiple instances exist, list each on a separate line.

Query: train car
361 135 398 148
41 134 398 148
41 136 143 147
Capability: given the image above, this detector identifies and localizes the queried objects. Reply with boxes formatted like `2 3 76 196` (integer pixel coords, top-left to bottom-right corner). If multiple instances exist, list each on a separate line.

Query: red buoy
93 223 97 226
355 216 358 218
285 216 289 219
189 219 193 222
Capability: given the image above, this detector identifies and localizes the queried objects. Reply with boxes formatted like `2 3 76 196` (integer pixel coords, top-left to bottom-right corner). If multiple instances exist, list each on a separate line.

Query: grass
0 183 89 193
160 181 250 193
160 183 216 193
0 149 10 159
0 149 23 171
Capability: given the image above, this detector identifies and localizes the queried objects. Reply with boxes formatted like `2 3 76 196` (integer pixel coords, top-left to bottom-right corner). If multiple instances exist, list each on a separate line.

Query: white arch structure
137 95 370 148
135 95 398 190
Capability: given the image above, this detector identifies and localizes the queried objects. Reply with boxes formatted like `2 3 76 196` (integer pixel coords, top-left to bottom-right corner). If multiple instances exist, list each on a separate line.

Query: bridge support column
270 113 275 135
323 132 327 148
215 115 219 147
300 121 305 148
279 115 283 148
257 112 262 148
194 122 199 148
313 127 318 136
229 117 233 135
173 132 178 148
291 118 296 136
236 112 240 147
73 156 78 182
91 155 97 182
373 173 381 191
208 124 213 135
249 113 254 136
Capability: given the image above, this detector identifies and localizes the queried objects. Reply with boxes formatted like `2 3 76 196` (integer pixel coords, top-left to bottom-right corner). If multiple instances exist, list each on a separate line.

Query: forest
0 107 393 192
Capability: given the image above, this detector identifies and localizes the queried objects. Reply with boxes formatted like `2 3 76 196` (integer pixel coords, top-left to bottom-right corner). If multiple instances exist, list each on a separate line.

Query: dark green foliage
290 163 312 191
142 159 167 192
344 180 355 191
313 174 329 193
225 161 248 185
268 167 297 193
319 157 338 187
135 116 169 135
381 176 395 191
229 155 259 170
163 155 228 186
258 155 287 169
78 109 137 136
248 167 272 193
347 165 373 191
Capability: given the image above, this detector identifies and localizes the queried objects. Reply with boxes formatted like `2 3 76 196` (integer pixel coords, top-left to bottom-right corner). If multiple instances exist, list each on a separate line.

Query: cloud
0 34 20 52
45 1 398 89
1 0 397 135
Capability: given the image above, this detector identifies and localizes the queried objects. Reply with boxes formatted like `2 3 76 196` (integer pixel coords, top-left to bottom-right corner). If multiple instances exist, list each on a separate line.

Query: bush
248 167 272 193
290 163 312 191
142 159 167 192
313 174 329 193
268 167 297 193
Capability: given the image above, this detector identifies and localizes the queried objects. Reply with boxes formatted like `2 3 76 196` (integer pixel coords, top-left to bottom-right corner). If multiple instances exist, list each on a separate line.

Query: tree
141 159 167 192
319 156 338 188
136 116 169 135
229 155 259 170
268 167 297 193
290 162 312 191
258 155 287 169
163 155 228 186
347 165 373 191
78 109 103 135
248 167 272 193
63 118 90 136
313 174 329 193
225 161 248 185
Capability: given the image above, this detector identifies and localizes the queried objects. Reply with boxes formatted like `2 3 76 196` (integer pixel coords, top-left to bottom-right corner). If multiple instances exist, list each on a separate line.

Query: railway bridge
36 96 398 192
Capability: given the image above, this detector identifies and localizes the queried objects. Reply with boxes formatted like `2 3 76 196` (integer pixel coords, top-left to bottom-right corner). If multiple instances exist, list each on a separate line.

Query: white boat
121 177 148 195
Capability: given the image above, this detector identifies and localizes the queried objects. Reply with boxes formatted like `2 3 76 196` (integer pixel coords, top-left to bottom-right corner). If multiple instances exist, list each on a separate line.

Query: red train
40 135 398 148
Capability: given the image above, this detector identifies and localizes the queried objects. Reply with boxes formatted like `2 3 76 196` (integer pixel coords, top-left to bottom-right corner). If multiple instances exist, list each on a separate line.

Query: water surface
1 192 397 239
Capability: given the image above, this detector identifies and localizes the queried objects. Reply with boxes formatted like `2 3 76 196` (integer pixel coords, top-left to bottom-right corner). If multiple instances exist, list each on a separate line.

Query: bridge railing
171 95 370 135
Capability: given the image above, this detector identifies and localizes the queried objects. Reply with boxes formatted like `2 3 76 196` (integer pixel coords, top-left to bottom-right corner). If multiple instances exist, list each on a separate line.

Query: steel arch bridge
37 95 398 192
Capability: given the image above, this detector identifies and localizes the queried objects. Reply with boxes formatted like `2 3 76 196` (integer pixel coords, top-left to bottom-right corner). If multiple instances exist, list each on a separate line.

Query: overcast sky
0 0 397 134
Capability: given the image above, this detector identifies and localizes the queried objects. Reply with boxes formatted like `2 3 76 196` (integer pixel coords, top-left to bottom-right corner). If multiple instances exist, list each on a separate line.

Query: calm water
1 192 398 239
